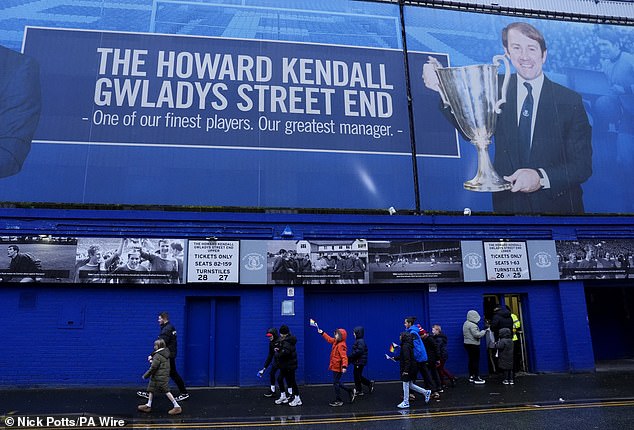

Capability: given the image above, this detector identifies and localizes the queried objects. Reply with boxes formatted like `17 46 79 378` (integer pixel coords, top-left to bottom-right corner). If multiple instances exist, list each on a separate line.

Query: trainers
275 393 289 404
431 392 441 399
474 377 486 384
502 380 510 385
136 391 150 399
468 376 475 383
509 380 515 385
329 400 344 407
263 390 275 398
370 380 375 394
356 390 365 397
349 390 356 404
137 404 151 413
289 396 302 407
397 400 410 409
168 406 182 415
175 393 190 401
424 389 431 404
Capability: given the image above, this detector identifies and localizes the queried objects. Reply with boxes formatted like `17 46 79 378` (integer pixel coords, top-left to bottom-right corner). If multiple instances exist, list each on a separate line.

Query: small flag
309 318 318 328
389 342 399 353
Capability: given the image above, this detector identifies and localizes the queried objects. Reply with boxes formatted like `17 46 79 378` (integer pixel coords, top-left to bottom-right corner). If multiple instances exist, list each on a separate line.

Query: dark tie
518 82 533 164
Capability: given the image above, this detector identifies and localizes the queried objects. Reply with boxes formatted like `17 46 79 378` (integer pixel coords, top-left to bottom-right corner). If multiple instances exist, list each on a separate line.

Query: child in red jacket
318 327 356 406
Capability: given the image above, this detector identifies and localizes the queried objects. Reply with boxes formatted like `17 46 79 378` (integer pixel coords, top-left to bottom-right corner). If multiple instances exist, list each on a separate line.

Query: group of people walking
258 316 460 409
136 307 520 414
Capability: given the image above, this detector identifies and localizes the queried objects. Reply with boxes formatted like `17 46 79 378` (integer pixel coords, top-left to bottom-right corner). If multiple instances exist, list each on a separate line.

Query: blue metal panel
558 282 595 371
214 298 240 386
185 298 212 386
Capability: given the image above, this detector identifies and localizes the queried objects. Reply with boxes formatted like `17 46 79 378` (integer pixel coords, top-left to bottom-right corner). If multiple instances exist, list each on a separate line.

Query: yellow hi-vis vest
511 313 520 341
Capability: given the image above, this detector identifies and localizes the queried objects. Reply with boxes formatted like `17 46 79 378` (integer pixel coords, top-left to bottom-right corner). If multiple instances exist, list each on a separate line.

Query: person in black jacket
494 328 515 385
391 332 431 409
432 324 456 387
490 306 514 341
348 326 374 396
138 312 189 402
258 328 282 398
419 326 442 399
0 45 41 179
3 245 40 282
274 325 302 406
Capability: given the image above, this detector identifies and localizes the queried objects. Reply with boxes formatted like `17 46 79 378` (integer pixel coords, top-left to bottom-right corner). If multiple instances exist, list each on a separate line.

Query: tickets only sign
187 240 239 283
483 241 530 281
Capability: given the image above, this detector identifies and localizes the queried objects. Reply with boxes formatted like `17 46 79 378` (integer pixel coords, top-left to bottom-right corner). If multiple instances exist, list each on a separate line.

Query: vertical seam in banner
398 0 421 214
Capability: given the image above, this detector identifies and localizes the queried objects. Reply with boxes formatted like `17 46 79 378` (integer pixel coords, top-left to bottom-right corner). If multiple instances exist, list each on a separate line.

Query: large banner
0 1 633 214
556 239 633 279
266 240 369 285
75 238 186 284
368 240 463 283
0 237 76 283
406 7 634 215
0 0 415 210
26 28 409 155
2 235 632 284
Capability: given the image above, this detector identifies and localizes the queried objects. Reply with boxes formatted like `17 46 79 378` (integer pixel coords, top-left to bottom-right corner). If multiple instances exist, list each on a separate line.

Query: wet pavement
2 371 634 428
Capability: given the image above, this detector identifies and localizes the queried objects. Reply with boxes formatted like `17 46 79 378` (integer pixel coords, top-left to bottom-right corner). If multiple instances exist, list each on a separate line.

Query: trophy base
463 178 512 192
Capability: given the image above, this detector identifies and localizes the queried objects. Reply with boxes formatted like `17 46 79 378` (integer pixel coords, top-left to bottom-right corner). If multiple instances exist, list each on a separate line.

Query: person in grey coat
138 339 182 415
463 310 489 384
494 328 515 385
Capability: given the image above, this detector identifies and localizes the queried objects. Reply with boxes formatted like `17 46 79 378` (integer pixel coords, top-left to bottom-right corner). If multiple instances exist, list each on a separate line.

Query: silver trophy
428 55 511 192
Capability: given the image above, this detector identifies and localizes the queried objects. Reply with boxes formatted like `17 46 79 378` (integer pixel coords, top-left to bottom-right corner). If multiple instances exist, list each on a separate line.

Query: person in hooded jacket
490 305 514 341
274 325 301 406
494 327 515 385
258 328 282 398
138 312 188 401
418 326 442 398
432 324 456 387
138 338 182 415
463 310 489 384
348 326 374 396
317 326 355 406
391 331 431 409
404 316 434 398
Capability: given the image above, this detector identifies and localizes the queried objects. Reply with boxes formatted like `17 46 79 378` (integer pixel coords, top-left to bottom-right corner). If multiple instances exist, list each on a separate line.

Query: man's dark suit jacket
492 74 592 214
0 45 41 178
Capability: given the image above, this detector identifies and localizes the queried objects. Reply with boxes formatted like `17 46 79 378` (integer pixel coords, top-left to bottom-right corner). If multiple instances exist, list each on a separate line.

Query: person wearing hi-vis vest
511 312 522 374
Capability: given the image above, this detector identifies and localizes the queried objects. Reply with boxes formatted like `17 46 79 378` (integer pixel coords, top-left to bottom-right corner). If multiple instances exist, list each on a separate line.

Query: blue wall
1 279 596 387
1 208 629 387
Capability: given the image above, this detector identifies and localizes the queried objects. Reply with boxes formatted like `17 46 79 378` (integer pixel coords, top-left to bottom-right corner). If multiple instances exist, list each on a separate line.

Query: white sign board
187 240 239 283
483 241 530 281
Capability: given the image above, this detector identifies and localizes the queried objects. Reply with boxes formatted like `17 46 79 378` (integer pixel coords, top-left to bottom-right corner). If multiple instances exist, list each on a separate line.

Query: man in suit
424 22 592 214
0 45 41 178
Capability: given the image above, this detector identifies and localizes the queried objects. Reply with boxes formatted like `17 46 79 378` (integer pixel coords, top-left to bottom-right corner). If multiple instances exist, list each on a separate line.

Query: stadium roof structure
371 0 633 24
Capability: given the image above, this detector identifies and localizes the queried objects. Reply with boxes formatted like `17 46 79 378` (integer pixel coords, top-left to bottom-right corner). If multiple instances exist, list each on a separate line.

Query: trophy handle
426 57 451 107
492 54 510 114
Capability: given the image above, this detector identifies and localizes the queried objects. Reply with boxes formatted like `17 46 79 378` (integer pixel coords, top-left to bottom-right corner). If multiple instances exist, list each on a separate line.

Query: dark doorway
586 286 634 362
483 293 529 374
